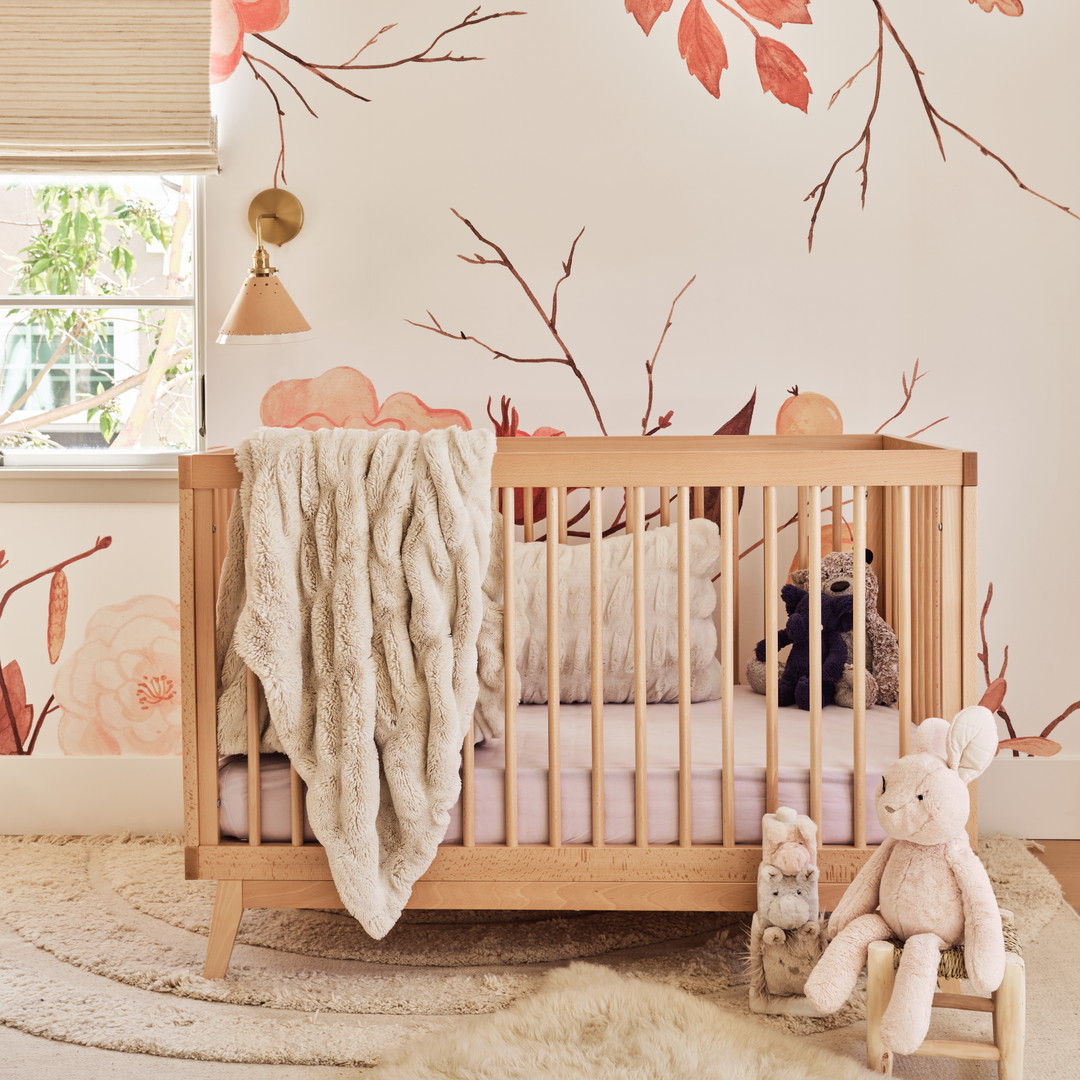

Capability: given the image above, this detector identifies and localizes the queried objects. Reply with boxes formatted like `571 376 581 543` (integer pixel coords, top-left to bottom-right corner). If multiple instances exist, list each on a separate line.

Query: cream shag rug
0 834 1070 1073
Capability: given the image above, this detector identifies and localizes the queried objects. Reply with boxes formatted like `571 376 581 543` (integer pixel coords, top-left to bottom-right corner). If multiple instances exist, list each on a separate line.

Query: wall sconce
216 189 313 345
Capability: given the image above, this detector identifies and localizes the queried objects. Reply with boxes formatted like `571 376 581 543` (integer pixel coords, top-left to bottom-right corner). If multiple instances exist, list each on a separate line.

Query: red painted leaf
626 0 675 35
714 388 757 436
997 736 1062 758
969 0 1023 15
755 37 811 112
706 389 757 522
736 0 812 29
0 659 34 755
678 0 728 99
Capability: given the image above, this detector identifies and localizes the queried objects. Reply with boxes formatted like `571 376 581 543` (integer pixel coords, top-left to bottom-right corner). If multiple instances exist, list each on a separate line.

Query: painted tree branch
642 275 695 435
244 51 318 188
304 8 526 71
977 583 1017 742
878 3 1079 224
978 583 1074 757
805 6 884 252
874 359 948 437
410 211 610 434
829 48 881 110
243 9 522 187
25 695 57 756
0 537 111 755
808 0 1078 251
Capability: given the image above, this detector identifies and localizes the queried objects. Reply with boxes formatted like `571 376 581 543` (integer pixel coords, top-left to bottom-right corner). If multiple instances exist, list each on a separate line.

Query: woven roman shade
0 0 217 173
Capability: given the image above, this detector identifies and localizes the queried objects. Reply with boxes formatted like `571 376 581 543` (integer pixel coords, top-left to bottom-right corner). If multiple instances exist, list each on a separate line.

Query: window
0 176 201 461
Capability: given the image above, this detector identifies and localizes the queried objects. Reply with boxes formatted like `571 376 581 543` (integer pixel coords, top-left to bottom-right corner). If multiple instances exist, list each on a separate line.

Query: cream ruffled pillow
473 517 723 741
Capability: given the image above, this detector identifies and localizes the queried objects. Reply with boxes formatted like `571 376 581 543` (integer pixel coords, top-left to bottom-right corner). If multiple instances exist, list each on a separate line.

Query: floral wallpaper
54 596 182 757
4 0 1078 792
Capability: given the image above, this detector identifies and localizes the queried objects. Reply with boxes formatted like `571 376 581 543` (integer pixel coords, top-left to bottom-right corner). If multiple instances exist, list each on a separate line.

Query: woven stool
865 913 1025 1078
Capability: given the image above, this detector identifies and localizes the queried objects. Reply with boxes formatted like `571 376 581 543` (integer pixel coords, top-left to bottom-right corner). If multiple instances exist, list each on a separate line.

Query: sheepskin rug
370 963 878 1079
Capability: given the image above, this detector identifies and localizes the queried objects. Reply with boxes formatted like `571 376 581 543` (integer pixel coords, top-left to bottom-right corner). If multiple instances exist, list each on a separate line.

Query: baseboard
979 754 1080 840
0 757 183 835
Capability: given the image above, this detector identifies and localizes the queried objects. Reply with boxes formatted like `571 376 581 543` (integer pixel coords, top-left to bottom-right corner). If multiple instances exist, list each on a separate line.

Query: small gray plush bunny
749 810 826 1016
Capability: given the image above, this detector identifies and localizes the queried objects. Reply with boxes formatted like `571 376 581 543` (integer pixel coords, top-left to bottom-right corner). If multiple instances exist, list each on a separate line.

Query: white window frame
0 175 206 482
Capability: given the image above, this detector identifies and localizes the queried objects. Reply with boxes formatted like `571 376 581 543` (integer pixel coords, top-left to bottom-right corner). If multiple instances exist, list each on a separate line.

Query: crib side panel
180 439 974 901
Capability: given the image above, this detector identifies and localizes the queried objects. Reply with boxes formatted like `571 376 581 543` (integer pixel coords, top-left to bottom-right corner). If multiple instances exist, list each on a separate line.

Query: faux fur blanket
216 426 495 938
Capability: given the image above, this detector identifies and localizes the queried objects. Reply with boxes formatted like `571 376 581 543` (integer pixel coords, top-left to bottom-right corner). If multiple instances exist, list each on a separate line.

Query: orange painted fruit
775 386 843 436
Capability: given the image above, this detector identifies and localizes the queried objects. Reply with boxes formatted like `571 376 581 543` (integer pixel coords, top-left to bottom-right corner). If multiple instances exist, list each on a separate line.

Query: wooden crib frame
179 434 978 978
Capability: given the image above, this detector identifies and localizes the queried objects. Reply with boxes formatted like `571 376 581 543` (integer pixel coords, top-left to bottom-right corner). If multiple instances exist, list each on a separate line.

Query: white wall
3 0 1078 837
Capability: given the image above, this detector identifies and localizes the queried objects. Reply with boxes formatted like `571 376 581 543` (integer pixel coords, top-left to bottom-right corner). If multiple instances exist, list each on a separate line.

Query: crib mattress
219 685 898 846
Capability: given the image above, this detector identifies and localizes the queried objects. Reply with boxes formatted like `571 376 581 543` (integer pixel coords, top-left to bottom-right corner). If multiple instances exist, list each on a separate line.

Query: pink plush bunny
804 687 1006 1056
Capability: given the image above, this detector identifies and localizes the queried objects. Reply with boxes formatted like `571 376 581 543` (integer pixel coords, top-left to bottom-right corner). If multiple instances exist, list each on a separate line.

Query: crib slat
853 486 868 848
558 487 568 545
898 486 913 754
731 491 740 683
633 486 648 847
192 488 221 845
763 486 779 813
659 486 671 527
501 489 519 847
547 487 562 847
245 668 262 847
914 487 926 723
693 486 705 519
831 486 844 552
462 717 476 847
932 486 943 718
590 487 605 848
884 487 895 630
940 486 964 722
797 486 809 571
807 486 823 842
523 487 534 543
720 486 736 849
677 486 692 847
211 488 229 613
624 486 634 534
289 765 304 846
922 487 934 720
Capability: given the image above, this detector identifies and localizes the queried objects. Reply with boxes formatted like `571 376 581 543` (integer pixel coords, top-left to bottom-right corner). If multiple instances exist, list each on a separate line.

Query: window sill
0 466 178 503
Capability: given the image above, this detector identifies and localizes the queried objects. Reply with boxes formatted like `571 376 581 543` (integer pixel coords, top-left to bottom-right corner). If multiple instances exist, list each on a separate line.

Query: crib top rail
179 434 976 491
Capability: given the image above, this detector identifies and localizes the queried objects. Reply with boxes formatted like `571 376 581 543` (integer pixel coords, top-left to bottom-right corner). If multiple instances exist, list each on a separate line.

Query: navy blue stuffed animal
755 584 854 710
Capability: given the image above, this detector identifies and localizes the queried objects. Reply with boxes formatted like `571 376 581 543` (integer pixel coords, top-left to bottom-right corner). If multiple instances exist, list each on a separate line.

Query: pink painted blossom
211 0 290 83
55 596 182 756
259 366 472 432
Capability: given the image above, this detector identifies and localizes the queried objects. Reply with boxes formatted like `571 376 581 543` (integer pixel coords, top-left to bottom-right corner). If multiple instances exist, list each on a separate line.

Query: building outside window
0 176 200 462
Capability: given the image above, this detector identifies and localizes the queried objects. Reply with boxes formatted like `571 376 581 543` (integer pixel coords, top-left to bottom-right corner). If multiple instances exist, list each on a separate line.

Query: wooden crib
179 434 978 978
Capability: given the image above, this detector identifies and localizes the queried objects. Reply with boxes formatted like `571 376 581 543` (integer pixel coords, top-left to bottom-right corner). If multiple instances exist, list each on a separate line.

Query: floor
2 840 1077 1077
1034 839 1080 908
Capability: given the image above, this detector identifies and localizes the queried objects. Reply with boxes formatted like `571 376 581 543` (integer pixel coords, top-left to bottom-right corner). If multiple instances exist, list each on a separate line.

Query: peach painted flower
260 366 472 432
211 0 290 83
55 596 182 756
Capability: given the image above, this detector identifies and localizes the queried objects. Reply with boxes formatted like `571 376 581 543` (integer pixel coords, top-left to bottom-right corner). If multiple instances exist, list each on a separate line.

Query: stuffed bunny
803 702 1005 1055
762 806 816 876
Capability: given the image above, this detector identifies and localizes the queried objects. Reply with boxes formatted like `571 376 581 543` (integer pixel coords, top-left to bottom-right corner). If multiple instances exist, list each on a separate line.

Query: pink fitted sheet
219 686 899 846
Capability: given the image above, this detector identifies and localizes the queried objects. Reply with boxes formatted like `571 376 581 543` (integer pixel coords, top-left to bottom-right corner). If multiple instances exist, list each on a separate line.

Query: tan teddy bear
746 550 898 707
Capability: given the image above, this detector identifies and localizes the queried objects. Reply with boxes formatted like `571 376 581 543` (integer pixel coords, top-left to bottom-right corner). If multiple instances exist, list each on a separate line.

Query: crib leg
204 880 244 979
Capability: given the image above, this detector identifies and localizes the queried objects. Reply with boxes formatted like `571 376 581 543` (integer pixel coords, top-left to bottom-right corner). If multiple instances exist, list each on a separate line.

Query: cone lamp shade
217 189 313 345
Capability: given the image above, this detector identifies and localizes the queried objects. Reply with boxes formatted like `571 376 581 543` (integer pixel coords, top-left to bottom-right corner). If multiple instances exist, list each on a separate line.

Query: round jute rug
0 834 1063 1068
